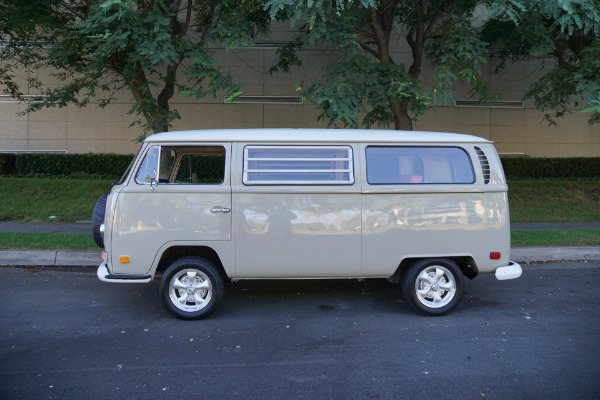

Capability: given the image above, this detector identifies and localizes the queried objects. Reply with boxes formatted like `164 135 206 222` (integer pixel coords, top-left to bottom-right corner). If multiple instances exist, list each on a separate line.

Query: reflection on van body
236 192 362 277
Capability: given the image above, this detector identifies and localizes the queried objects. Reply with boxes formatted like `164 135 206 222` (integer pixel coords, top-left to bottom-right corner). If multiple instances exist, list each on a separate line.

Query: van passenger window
243 146 354 185
366 147 474 184
173 146 225 184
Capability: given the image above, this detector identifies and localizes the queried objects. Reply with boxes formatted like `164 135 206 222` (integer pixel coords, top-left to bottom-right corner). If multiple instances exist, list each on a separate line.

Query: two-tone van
93 129 522 319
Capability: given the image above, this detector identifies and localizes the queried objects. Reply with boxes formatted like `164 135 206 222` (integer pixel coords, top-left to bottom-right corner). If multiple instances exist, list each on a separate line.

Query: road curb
510 246 600 263
0 249 100 267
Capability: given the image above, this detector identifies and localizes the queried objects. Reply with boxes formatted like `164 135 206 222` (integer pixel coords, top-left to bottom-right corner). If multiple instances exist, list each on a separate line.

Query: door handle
210 206 231 213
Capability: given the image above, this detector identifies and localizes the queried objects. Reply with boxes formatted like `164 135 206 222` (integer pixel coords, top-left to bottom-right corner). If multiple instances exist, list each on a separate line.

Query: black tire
401 258 463 316
91 192 109 248
159 256 225 320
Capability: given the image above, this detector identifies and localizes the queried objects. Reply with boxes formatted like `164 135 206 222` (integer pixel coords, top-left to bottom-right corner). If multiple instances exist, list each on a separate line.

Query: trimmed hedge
0 154 17 175
501 157 600 179
1 152 598 179
11 153 134 179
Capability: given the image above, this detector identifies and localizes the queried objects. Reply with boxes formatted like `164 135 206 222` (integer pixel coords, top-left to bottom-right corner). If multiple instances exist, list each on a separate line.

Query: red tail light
490 252 501 260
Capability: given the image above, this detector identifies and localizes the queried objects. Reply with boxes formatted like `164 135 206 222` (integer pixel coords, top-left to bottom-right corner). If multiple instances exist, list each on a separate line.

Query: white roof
144 129 491 144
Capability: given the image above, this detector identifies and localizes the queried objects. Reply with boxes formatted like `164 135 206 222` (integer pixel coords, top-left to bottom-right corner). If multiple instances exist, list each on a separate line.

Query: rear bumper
495 261 522 280
97 261 152 283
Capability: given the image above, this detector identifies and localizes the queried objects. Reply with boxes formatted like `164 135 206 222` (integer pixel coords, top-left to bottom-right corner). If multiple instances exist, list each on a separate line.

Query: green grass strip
0 232 98 251
511 229 600 247
0 177 113 223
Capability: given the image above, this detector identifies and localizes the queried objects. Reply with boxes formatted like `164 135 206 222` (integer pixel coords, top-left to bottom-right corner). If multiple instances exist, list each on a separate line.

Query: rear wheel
159 256 224 320
401 258 463 316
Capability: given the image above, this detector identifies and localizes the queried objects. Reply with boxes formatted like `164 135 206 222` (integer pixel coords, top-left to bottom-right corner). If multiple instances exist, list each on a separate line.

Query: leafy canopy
0 0 271 139
474 0 599 124
268 0 493 130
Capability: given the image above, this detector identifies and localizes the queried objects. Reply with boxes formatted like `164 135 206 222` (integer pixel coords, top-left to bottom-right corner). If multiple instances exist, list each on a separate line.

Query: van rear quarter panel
361 189 510 275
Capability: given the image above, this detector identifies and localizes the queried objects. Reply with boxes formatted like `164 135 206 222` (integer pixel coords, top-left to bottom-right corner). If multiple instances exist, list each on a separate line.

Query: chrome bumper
495 261 522 280
97 261 152 283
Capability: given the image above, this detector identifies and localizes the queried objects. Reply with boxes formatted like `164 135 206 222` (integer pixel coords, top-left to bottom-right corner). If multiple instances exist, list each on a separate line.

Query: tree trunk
367 4 414 131
391 100 413 130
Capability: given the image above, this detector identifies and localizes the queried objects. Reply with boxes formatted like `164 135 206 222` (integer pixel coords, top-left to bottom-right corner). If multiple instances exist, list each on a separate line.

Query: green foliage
0 0 272 140
428 21 496 106
14 153 134 179
485 0 600 125
265 0 375 28
301 56 432 128
502 157 600 178
269 0 494 130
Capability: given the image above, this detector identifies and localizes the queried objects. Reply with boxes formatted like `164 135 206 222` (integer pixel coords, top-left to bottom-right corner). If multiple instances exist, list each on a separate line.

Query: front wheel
159 257 224 320
401 258 463 316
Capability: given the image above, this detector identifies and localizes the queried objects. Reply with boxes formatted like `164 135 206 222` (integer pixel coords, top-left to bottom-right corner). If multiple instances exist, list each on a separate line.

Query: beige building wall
1 29 598 157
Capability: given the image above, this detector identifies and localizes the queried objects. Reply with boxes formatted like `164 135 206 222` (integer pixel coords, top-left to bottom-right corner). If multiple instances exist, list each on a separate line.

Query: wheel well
389 256 479 283
156 246 228 279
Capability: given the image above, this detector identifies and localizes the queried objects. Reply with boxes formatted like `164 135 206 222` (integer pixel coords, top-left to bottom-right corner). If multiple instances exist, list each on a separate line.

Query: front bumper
495 261 522 280
97 261 152 283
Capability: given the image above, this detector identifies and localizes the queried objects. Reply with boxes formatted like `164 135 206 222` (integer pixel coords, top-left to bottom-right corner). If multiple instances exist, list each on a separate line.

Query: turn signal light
119 256 130 263
490 252 501 260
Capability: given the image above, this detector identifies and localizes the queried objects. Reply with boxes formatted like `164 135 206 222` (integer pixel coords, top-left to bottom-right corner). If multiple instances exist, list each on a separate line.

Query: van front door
110 144 232 275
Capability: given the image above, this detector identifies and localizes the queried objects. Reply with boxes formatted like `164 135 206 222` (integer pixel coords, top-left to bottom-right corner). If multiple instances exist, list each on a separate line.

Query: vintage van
94 129 522 319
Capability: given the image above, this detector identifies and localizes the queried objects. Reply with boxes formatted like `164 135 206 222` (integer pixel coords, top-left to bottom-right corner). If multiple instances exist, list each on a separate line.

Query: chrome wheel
401 258 463 316
415 266 456 309
160 256 224 320
168 269 213 312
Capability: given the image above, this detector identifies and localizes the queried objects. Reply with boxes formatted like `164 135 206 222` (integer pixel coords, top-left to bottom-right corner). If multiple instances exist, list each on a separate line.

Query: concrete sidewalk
0 249 102 266
1 246 599 267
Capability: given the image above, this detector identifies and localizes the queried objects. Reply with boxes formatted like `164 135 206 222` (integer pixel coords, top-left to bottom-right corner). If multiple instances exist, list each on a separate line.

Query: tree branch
368 6 390 62
354 27 375 40
358 41 381 59
407 0 426 79
177 0 193 40
199 0 218 45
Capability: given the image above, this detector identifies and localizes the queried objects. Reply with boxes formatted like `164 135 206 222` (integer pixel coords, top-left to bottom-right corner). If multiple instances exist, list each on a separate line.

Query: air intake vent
475 147 490 184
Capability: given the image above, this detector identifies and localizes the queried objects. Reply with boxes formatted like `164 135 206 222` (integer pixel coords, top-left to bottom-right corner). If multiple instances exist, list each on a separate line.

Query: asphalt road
1 263 599 400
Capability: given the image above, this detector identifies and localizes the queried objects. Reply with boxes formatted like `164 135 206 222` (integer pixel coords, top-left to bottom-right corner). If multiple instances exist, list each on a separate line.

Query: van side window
135 146 225 185
173 146 225 184
366 147 474 184
243 146 354 185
